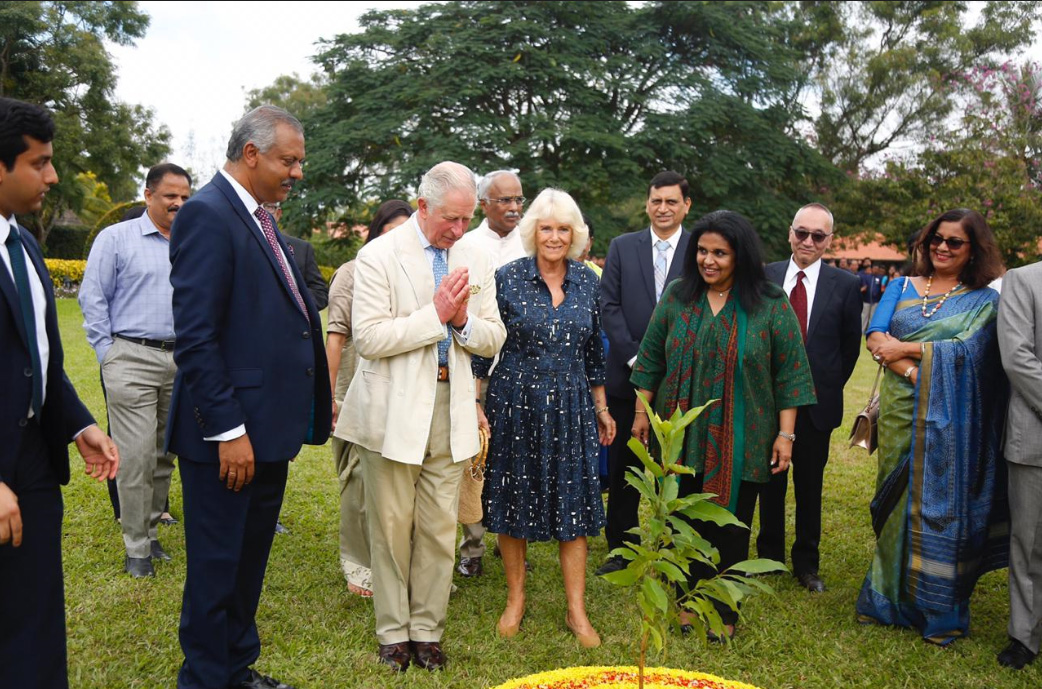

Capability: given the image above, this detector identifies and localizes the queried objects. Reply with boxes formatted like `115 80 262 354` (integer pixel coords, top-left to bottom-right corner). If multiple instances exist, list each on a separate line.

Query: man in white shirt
596 171 691 576
453 169 527 577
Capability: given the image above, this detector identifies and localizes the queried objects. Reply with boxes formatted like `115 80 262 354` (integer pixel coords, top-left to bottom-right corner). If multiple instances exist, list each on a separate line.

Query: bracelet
903 365 917 379
634 408 648 415
596 406 609 415
920 342 926 356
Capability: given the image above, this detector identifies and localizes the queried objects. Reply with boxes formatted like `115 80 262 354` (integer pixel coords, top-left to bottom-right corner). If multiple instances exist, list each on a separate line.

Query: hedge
44 258 86 289
45 225 91 259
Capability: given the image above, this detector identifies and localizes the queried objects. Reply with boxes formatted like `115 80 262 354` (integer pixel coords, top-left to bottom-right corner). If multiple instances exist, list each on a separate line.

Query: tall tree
808 0 1041 173
0 1 170 244
288 0 837 256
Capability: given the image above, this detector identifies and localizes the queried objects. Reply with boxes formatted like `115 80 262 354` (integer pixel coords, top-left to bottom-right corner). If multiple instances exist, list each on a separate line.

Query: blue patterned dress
475 257 607 542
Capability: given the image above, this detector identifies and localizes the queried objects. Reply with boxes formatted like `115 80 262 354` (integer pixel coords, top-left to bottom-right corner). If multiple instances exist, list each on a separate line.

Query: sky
110 1 423 182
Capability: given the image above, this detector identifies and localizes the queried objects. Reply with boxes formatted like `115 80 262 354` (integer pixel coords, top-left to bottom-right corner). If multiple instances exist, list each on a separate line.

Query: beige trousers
331 436 370 569
101 337 177 559
359 382 465 644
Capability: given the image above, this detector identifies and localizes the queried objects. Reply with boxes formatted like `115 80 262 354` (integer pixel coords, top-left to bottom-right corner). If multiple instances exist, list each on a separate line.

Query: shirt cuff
205 425 247 442
95 340 113 364
451 317 473 344
627 355 637 369
72 425 94 440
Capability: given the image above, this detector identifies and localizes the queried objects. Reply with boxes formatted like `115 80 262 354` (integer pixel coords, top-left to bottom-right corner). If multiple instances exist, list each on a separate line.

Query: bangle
634 408 647 415
903 365 917 379
596 406 609 415
920 342 926 356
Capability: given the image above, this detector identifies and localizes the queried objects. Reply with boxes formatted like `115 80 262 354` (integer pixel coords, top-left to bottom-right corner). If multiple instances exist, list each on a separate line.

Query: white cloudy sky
110 1 422 181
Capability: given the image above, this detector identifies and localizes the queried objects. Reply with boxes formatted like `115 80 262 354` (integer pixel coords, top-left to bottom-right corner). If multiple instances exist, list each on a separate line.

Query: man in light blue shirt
80 163 191 578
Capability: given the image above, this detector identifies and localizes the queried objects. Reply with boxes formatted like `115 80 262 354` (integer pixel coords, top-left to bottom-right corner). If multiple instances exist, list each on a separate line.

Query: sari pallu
857 281 1009 644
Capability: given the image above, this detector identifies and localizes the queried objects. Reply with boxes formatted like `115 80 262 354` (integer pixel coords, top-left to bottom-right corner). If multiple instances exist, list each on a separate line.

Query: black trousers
177 457 287 689
0 420 68 689
604 393 640 552
678 474 758 626
755 411 832 576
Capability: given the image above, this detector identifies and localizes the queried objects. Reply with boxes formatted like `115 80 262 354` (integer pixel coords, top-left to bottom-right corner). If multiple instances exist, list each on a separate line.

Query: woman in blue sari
857 209 1009 645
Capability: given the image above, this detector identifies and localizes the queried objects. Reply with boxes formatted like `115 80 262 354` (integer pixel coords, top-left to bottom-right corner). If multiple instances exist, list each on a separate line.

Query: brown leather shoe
377 642 411 672
457 557 483 577
412 641 447 671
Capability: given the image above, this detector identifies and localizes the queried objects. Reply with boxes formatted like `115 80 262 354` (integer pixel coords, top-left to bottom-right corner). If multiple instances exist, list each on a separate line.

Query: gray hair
517 188 589 261
417 161 477 210
792 202 834 232
477 170 521 200
226 105 303 162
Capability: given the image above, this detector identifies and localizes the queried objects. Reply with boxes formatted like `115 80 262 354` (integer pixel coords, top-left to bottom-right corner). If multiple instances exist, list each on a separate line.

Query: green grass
52 298 1037 688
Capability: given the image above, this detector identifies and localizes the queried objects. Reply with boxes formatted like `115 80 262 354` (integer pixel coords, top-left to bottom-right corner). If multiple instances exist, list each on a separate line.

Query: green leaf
641 577 669 614
726 558 788 575
679 500 747 528
651 559 688 584
628 438 664 478
623 471 657 503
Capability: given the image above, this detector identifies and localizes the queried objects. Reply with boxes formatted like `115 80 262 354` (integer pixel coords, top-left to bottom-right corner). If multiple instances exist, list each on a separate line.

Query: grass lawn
51 298 1038 689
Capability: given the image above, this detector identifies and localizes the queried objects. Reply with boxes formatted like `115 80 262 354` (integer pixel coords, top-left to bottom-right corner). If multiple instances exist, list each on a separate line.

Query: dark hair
146 163 192 190
121 205 146 221
911 209 1004 289
582 213 594 238
0 98 55 170
677 210 773 312
648 170 689 199
366 199 413 245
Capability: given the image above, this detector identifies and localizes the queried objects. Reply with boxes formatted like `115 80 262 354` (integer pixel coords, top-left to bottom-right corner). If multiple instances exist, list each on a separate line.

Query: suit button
18 417 28 428
306 368 314 377
302 330 310 339
24 368 32 377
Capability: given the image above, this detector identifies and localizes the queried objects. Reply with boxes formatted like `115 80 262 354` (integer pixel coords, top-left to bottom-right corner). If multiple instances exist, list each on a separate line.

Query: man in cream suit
337 161 505 673
997 260 1042 670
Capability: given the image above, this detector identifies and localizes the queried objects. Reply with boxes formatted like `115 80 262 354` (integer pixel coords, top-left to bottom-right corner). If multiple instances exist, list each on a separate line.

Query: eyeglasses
929 234 968 251
791 227 832 244
486 196 526 206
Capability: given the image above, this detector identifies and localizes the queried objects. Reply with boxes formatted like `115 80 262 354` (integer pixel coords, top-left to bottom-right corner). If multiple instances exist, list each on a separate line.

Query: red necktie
790 270 807 340
253 207 310 324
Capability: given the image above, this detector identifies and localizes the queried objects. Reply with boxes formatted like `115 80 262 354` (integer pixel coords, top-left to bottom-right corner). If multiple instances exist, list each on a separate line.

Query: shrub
45 258 86 290
44 225 91 259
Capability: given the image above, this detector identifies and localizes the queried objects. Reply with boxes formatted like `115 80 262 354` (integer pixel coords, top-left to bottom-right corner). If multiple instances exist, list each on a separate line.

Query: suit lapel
1 221 52 350
0 246 29 348
395 220 435 306
212 174 306 321
807 265 838 339
667 231 690 283
636 228 656 303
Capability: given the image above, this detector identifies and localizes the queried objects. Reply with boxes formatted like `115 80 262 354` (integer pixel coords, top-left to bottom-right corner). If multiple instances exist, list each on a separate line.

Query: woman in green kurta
631 210 816 639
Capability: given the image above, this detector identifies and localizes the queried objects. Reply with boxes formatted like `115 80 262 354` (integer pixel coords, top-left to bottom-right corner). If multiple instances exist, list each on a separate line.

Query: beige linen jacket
335 217 505 465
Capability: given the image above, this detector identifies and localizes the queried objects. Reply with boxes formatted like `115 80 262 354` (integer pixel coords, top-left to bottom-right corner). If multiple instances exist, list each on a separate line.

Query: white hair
517 188 589 261
417 161 477 210
477 170 521 200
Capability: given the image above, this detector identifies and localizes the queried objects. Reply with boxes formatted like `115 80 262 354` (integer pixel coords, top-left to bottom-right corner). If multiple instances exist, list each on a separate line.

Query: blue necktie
654 239 669 301
6 224 44 417
429 246 450 366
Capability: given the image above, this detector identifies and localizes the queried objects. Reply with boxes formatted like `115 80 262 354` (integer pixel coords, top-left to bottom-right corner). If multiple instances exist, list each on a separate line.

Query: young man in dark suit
0 97 119 689
756 203 862 592
596 171 691 575
167 105 331 689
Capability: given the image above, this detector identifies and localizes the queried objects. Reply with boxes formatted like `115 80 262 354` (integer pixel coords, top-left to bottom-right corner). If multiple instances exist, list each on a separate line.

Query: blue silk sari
856 278 1009 644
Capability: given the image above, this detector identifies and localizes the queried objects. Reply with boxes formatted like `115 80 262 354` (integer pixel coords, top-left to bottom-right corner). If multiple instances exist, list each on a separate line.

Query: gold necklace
921 274 961 318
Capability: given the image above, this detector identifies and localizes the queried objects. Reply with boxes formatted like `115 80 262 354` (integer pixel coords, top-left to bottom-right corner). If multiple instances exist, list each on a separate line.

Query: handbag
848 364 883 454
457 426 489 525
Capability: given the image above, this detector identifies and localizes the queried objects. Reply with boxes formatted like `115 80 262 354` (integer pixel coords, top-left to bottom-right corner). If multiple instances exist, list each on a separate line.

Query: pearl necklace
921 274 961 318
711 287 732 298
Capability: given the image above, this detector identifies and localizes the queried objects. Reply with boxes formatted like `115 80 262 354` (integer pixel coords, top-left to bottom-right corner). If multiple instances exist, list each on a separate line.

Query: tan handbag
457 426 489 524
849 364 883 454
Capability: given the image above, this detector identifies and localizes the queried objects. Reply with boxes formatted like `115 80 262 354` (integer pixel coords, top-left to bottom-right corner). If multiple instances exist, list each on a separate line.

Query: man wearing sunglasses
756 203 862 593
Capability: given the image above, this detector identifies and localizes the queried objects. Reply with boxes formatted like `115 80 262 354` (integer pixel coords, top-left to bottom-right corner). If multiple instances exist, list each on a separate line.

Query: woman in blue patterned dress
476 188 616 647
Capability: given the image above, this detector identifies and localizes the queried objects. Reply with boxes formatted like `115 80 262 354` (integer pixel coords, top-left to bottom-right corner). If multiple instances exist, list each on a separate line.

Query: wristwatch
777 431 796 442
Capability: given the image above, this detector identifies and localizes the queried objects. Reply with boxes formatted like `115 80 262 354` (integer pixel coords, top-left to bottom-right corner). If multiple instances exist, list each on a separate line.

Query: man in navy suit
167 105 332 689
756 203 862 592
596 171 692 575
0 97 119 689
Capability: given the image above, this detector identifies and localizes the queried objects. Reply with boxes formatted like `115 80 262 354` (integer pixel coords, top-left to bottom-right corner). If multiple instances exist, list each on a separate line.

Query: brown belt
437 365 450 381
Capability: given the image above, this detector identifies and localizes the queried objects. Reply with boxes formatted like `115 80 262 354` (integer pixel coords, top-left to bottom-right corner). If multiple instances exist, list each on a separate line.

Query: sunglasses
791 228 832 244
928 234 969 251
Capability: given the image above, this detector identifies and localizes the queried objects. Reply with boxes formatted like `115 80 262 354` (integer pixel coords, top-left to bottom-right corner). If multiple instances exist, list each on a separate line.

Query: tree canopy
0 1 170 243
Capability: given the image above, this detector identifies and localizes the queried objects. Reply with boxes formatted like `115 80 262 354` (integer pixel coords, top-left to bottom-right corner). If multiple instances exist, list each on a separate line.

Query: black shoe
998 639 1036 670
124 556 154 578
159 513 178 526
377 642 411 672
232 668 297 688
412 641 447 671
150 540 172 562
274 520 290 535
595 556 626 576
457 556 483 577
796 572 826 593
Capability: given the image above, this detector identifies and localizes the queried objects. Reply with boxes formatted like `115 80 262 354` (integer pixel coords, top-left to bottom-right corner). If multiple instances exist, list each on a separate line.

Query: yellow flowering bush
492 666 762 689
319 264 336 284
44 258 86 288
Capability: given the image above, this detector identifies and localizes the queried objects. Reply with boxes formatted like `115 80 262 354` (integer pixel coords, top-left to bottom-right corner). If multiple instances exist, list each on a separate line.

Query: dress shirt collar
650 225 683 250
411 214 439 253
786 256 822 286
219 168 261 215
476 219 519 243
138 209 165 237
0 213 12 244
